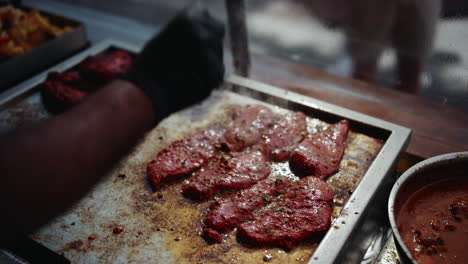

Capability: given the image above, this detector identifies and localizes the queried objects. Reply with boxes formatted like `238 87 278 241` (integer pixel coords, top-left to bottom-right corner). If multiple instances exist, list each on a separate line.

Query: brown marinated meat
147 128 223 188
205 176 293 234
222 105 274 151
255 111 307 161
237 177 334 249
290 119 349 178
182 151 271 200
79 50 133 84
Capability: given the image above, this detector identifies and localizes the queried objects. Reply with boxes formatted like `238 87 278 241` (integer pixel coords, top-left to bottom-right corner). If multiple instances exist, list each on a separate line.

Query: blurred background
57 0 468 111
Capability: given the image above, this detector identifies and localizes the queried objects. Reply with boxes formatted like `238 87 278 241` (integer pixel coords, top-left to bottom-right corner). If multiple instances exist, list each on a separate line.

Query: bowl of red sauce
388 152 468 264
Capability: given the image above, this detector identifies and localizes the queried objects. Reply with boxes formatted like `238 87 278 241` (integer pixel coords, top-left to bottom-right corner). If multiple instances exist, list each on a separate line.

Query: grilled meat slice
205 176 292 232
147 128 223 188
289 119 349 178
255 111 307 161
237 177 334 249
182 151 270 200
222 105 274 151
79 50 133 84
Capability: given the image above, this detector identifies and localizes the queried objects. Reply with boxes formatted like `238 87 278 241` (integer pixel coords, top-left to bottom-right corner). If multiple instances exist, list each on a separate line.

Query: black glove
123 5 225 121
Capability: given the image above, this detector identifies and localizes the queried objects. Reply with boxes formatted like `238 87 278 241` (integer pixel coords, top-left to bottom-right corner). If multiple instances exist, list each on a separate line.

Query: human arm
0 80 154 242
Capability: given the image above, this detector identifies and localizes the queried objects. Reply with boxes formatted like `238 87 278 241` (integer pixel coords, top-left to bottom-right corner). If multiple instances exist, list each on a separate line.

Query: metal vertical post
226 0 250 77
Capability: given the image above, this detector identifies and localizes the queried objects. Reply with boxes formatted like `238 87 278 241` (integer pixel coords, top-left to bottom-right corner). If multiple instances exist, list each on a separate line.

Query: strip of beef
256 112 307 161
237 177 334 249
182 151 270 200
147 128 223 188
289 119 350 179
206 176 293 231
222 105 274 151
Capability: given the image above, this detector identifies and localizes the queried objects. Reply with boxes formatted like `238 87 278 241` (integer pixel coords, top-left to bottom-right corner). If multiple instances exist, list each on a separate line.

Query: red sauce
397 175 468 264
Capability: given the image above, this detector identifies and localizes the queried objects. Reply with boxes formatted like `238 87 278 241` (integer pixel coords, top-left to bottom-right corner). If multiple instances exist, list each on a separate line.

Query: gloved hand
123 4 225 122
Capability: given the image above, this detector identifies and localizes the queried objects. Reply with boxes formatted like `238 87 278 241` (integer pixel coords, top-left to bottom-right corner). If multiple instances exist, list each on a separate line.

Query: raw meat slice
289 119 349 178
256 111 307 161
182 151 270 200
222 105 274 151
205 176 292 231
147 128 223 188
237 177 334 249
280 176 335 202
238 201 331 249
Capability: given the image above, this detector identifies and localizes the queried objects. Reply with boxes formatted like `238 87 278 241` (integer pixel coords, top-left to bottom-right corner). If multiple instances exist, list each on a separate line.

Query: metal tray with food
0 3 87 90
0 39 136 133
0 40 410 264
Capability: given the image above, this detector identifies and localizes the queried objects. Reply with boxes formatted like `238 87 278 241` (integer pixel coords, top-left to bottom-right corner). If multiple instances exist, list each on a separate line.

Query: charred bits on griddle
112 226 124 234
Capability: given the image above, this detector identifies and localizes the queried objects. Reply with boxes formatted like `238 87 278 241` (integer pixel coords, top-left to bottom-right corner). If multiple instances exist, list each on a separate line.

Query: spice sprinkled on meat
147 128 223 188
290 119 349 179
205 176 293 233
237 177 334 249
182 151 271 200
222 105 274 151
255 112 307 161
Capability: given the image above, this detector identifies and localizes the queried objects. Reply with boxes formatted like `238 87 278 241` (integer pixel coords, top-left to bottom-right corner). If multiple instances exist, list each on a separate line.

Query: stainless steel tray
0 40 411 264
226 76 410 264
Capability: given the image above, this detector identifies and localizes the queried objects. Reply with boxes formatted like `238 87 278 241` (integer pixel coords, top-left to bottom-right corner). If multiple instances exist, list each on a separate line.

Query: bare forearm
0 80 154 241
